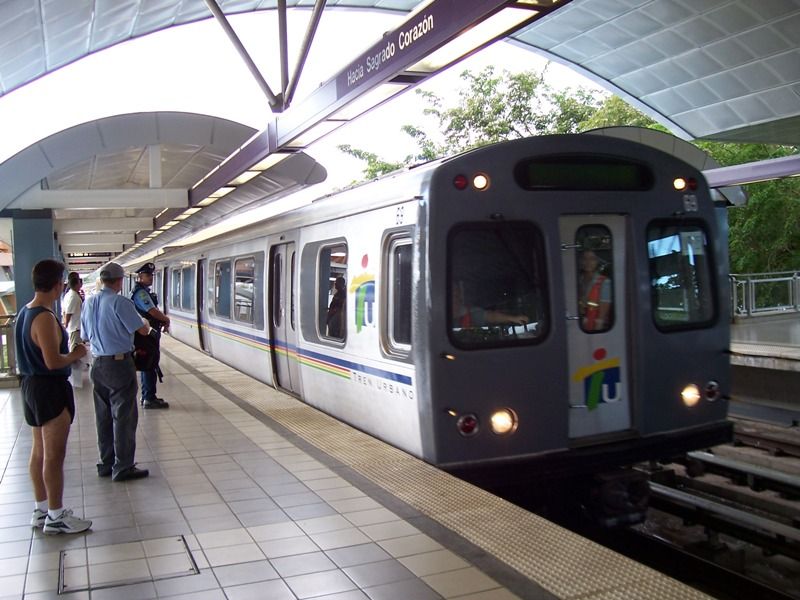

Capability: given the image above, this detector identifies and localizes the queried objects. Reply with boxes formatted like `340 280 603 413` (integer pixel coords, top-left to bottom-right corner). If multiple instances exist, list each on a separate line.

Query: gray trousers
91 355 139 477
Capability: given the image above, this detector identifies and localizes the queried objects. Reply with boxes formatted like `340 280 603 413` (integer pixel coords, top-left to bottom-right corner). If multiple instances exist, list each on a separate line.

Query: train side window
449 222 547 349
319 243 348 341
171 268 181 308
181 265 195 310
575 226 614 333
234 257 256 324
387 237 412 352
647 223 715 329
272 252 282 328
215 260 232 318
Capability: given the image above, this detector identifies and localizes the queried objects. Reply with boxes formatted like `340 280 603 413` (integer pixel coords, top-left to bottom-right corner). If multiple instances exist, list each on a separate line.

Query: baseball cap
99 261 125 280
136 262 155 274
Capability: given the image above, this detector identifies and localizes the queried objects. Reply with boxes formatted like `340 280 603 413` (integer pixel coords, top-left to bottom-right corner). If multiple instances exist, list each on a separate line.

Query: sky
0 7 605 247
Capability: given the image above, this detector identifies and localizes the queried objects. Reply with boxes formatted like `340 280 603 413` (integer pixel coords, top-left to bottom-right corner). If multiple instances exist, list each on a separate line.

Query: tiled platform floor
0 342 531 600
0 337 711 600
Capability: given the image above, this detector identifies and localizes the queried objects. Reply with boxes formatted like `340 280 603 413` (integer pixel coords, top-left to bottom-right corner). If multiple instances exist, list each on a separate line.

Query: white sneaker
42 509 92 535
30 508 47 528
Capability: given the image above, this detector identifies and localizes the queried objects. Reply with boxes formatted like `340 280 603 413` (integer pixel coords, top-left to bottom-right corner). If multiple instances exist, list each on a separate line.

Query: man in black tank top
14 260 92 535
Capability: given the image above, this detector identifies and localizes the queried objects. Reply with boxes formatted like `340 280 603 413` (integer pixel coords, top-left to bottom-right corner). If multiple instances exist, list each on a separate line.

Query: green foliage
337 66 800 273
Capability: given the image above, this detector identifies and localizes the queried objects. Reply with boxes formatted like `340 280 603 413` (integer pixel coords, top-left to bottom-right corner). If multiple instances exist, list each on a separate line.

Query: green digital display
514 155 654 191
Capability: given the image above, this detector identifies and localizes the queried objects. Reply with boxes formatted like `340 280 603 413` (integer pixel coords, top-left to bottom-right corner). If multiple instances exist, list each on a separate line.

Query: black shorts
21 375 75 427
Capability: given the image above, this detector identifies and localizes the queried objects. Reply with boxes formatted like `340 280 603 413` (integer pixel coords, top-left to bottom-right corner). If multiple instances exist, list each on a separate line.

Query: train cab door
196 259 207 352
269 242 300 395
559 216 631 440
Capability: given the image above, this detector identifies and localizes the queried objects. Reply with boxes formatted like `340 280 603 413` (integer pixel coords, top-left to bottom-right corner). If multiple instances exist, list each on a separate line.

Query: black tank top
14 305 70 377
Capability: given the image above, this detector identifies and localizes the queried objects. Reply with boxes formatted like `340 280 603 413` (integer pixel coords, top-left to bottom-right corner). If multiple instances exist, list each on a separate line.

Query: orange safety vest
583 274 607 330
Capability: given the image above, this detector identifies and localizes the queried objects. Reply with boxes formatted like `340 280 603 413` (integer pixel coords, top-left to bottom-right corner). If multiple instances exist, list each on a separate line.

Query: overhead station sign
335 8 437 97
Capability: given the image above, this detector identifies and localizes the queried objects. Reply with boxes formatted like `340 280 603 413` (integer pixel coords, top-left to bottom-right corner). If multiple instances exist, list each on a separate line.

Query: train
139 134 733 521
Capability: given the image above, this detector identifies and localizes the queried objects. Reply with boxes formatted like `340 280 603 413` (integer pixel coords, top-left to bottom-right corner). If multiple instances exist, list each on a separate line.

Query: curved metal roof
0 0 797 272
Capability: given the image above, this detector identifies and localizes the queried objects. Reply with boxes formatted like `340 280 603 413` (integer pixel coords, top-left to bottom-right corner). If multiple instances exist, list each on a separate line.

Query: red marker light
453 174 468 190
688 177 698 190
457 414 479 436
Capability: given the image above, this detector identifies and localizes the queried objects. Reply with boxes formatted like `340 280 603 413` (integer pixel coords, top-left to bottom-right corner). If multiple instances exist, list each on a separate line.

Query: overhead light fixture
251 153 291 171
229 171 260 186
210 186 235 198
285 120 347 149
408 6 540 73
197 196 219 207
330 83 409 121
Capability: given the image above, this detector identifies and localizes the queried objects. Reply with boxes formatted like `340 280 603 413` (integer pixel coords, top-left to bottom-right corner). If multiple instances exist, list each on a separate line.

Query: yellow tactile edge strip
162 339 712 600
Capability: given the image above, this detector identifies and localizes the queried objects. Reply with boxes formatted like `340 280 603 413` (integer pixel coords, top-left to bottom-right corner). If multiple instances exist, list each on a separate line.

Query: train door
196 258 207 352
559 216 630 440
270 242 300 395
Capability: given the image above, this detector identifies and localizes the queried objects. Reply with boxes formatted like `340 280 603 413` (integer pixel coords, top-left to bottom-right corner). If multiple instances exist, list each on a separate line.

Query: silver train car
149 134 732 514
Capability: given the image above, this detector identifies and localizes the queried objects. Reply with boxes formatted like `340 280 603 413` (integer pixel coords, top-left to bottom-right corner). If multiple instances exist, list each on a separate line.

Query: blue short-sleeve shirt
132 286 156 314
81 288 144 356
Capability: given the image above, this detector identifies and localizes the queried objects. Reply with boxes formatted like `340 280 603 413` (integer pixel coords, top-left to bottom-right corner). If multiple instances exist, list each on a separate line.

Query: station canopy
0 0 798 272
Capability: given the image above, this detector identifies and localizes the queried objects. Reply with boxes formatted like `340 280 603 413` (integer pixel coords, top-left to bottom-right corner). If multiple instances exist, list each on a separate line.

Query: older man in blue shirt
81 262 152 482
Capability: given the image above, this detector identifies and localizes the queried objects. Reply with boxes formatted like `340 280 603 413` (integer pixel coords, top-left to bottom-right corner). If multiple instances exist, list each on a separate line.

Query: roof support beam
204 0 281 109
59 233 136 245
704 154 800 187
191 0 554 205
61 243 124 253
56 217 153 234
284 0 327 107
11 187 186 210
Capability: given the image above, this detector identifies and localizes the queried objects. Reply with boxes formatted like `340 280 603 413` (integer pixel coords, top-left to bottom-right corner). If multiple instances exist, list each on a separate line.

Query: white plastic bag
69 358 84 388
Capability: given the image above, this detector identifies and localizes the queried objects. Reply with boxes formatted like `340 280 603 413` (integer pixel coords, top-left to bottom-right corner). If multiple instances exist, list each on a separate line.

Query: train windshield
647 223 715 329
448 222 547 349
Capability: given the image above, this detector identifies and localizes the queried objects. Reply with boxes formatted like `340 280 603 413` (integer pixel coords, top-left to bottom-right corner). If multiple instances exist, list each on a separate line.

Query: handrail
730 271 800 318
0 313 16 377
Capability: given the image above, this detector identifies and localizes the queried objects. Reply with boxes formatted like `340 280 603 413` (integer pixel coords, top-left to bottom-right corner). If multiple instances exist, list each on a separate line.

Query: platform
0 337 713 599
731 313 800 372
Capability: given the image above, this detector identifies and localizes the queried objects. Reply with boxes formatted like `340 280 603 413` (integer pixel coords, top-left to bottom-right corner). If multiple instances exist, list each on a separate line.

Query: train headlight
456 413 479 437
472 173 490 190
681 384 701 407
490 409 517 435
673 177 687 191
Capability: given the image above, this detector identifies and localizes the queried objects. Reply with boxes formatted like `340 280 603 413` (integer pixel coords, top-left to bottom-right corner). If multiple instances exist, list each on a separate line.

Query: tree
338 66 603 177
339 66 800 273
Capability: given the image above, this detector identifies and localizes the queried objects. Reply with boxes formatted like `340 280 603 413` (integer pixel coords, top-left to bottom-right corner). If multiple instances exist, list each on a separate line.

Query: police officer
81 262 151 481
131 262 170 409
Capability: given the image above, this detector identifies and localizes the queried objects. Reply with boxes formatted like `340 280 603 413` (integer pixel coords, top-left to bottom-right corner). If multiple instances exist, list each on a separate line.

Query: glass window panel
648 223 715 328
576 226 614 333
171 269 180 308
215 261 232 318
181 266 194 310
234 257 256 324
390 241 412 347
449 223 547 349
320 244 347 340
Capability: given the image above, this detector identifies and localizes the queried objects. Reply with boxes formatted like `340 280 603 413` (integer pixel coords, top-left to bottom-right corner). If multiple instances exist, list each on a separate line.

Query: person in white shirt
62 272 83 350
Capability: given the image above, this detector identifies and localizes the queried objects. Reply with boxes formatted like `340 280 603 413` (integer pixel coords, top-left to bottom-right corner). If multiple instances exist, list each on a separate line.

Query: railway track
637 440 800 599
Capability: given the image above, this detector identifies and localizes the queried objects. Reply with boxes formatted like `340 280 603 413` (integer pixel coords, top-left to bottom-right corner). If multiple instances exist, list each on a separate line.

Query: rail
0 314 16 379
730 270 800 318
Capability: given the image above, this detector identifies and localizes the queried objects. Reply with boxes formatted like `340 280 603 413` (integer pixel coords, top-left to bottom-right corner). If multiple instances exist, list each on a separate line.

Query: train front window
647 223 715 329
449 223 547 349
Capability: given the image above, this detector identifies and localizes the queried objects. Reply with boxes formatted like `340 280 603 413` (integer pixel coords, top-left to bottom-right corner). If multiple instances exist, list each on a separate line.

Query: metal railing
0 314 16 377
730 271 800 318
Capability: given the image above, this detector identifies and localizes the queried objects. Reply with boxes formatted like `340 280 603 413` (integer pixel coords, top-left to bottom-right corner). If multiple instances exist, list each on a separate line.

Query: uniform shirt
81 287 144 356
62 289 82 333
132 285 157 315
15 305 71 377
